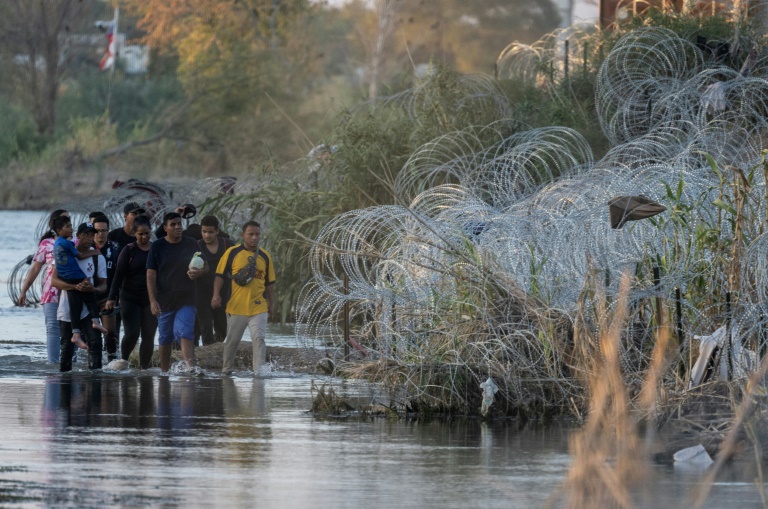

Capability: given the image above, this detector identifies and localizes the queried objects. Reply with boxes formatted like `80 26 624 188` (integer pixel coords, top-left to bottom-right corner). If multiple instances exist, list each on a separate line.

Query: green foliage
63 115 120 158
643 150 764 326
200 172 349 322
0 98 45 165
331 108 410 207
331 65 522 208
596 8 757 78
497 73 609 157
621 6 742 40
56 71 184 139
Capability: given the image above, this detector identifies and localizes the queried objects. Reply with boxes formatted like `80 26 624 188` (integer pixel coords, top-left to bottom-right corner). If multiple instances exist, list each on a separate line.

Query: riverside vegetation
5 5 768 506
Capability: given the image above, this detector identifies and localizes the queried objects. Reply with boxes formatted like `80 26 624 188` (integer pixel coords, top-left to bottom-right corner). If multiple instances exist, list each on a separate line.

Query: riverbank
0 160 127 210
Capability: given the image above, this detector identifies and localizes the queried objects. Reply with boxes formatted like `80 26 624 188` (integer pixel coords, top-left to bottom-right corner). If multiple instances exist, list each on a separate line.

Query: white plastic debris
479 377 498 416
701 82 727 114
673 444 713 466
189 252 205 270
690 324 757 388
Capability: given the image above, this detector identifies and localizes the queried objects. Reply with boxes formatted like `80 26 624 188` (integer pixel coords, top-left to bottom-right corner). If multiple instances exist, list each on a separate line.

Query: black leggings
120 295 157 369
197 296 227 345
60 317 102 371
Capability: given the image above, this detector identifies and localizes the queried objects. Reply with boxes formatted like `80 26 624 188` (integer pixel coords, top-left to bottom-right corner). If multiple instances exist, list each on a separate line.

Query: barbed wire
296 25 768 413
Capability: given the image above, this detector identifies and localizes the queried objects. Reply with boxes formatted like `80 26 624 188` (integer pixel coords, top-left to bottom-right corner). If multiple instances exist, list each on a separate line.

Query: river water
0 210 766 508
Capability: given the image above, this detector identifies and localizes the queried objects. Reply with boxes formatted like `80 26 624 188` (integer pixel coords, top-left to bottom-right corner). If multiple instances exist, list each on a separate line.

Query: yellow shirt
216 245 276 316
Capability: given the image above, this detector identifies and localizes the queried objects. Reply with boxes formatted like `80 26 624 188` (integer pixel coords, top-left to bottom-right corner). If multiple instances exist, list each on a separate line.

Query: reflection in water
39 374 276 507
42 374 270 433
0 375 756 508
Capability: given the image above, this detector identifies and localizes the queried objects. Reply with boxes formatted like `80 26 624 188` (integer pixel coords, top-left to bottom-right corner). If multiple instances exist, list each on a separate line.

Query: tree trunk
0 0 86 138
368 0 399 100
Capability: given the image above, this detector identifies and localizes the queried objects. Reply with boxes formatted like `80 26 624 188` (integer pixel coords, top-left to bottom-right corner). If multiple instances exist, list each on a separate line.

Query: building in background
552 0 599 26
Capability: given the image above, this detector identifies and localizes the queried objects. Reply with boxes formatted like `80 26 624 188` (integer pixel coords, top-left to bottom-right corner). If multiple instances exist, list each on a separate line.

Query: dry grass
691 354 768 508
555 272 657 509
551 269 768 508
328 273 581 417
310 381 355 415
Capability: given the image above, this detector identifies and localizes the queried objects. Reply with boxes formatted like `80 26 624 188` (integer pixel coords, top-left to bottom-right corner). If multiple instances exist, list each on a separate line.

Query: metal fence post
343 275 350 361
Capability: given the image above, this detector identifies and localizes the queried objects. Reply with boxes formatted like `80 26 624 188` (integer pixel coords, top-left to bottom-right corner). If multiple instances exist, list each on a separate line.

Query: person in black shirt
108 202 145 254
106 216 157 369
147 212 207 373
108 202 146 354
196 215 234 345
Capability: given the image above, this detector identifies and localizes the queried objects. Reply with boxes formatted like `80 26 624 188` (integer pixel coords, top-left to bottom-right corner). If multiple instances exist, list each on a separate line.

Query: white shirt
57 254 107 322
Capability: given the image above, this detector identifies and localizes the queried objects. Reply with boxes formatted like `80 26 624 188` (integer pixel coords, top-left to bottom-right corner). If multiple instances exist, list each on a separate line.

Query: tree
368 0 401 99
123 0 320 162
126 0 313 115
0 0 92 138
340 0 562 96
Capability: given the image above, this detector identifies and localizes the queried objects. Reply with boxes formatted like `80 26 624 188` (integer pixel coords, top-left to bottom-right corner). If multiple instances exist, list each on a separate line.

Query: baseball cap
77 222 97 235
123 202 146 215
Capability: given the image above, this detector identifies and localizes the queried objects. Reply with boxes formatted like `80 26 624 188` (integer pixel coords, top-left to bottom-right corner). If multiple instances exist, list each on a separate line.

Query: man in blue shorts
147 212 207 373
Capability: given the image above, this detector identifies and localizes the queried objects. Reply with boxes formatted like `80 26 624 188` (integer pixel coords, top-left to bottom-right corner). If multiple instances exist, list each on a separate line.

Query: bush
0 98 45 165
56 71 184 139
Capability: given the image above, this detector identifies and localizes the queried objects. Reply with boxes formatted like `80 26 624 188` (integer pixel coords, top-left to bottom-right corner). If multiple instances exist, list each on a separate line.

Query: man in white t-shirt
52 243 107 371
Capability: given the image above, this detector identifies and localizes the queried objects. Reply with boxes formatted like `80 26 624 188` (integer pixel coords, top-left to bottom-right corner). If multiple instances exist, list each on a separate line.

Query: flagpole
111 6 119 77
106 4 119 117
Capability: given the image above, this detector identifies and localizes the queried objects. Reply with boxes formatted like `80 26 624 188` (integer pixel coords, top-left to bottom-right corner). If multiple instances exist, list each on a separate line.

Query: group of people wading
18 204 276 375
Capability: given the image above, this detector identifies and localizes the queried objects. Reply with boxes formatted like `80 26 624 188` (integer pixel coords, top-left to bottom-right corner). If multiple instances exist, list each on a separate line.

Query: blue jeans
43 302 60 363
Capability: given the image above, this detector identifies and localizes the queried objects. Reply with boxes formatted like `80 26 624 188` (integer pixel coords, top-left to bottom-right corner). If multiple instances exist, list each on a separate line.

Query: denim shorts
157 305 196 346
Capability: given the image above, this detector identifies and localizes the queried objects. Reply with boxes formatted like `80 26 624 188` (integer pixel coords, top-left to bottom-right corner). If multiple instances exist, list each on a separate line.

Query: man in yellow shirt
212 221 276 375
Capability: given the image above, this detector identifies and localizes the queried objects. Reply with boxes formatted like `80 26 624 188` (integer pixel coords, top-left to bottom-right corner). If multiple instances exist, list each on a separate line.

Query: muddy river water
0 211 765 508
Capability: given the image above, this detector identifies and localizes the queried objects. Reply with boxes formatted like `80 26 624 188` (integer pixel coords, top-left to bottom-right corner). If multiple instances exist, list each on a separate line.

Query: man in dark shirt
108 202 145 254
147 212 207 373
196 215 234 345
93 215 121 361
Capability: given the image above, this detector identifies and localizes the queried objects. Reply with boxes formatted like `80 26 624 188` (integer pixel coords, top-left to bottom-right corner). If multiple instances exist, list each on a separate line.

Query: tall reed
560 270 675 508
